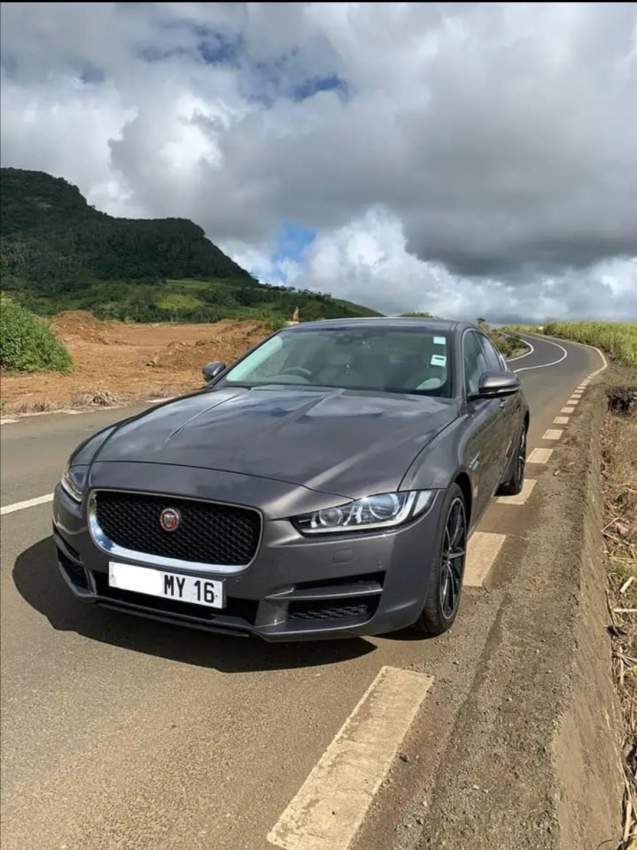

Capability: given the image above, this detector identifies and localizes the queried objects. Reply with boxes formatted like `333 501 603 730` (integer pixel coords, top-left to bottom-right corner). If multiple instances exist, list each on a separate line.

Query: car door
477 333 523 479
462 330 507 517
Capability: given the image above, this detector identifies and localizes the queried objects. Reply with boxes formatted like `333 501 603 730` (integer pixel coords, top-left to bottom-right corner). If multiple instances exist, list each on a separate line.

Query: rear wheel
412 484 467 636
497 426 527 496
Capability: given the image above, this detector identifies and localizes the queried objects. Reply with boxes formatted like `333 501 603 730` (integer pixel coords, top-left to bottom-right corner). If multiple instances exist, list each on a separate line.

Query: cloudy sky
1 2 636 321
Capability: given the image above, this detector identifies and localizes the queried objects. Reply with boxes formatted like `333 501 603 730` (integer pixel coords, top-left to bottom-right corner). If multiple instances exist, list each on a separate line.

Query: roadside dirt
601 374 637 849
0 312 269 414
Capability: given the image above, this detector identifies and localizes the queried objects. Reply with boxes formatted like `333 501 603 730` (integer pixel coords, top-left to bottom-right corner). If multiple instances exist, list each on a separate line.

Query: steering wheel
279 367 312 379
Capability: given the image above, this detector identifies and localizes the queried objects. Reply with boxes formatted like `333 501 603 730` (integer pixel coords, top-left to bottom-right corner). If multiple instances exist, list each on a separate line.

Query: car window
223 327 452 397
478 334 503 371
463 331 488 396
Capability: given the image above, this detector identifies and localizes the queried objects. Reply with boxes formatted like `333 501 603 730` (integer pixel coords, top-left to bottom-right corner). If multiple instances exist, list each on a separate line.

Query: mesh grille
95 491 260 566
287 597 377 622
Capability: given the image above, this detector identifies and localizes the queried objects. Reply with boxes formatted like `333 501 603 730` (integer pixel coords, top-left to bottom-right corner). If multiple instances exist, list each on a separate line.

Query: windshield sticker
431 354 447 367
433 336 446 345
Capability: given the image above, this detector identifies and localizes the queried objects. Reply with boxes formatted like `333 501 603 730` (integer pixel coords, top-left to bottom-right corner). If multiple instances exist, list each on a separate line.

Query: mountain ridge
0 167 380 323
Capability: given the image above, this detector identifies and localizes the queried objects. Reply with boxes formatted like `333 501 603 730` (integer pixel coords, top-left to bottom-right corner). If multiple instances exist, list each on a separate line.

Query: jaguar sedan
52 317 528 641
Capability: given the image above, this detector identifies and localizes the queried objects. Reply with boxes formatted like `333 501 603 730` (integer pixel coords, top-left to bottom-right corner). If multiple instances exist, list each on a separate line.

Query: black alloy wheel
412 483 467 636
439 497 467 620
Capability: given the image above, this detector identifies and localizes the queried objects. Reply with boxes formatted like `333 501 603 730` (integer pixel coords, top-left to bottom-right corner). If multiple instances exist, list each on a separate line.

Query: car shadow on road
13 537 375 672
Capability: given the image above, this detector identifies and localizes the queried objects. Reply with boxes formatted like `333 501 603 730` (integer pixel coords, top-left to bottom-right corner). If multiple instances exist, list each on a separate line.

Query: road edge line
267 666 434 850
1 493 54 516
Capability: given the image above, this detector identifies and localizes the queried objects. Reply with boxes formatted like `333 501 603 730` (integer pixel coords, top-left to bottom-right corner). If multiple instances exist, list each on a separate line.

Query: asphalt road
0 335 601 850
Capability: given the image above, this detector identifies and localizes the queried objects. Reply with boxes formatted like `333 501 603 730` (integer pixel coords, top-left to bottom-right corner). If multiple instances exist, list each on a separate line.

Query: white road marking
561 406 575 414
528 448 553 464
587 345 608 377
1 493 54 515
567 398 579 406
553 416 569 425
496 479 537 506
572 391 583 397
506 338 535 362
0 396 172 424
542 429 563 441
464 532 506 587
512 338 568 374
268 666 434 850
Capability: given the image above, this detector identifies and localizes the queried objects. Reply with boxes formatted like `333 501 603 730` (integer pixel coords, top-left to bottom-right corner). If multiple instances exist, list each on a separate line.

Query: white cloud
299 209 637 322
1 2 636 320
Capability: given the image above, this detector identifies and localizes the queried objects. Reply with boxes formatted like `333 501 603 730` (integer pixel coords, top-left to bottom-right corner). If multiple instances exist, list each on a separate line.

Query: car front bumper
52 463 445 641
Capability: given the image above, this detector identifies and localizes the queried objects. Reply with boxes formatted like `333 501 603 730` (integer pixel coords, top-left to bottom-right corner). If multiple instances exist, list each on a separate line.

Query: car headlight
61 466 88 502
293 490 436 535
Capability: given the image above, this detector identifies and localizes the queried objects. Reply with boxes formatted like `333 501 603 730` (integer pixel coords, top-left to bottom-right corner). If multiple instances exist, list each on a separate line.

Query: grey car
52 318 528 641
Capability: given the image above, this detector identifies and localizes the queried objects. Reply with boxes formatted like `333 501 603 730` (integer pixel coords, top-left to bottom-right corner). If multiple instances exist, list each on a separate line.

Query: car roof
282 317 475 334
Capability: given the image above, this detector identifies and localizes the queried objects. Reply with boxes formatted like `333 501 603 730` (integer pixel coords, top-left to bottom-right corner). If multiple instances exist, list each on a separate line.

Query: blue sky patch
80 63 105 85
292 74 347 101
196 32 242 67
273 222 317 266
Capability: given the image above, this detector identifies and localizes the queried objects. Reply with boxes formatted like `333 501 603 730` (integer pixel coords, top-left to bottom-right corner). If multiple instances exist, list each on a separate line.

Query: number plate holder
108 562 225 609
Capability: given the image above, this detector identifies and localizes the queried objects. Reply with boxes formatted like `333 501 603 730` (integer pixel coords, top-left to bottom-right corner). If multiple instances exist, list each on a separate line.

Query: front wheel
412 484 467 636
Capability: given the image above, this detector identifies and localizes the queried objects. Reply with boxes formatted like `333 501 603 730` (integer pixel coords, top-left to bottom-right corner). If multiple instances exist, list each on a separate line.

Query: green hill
0 168 380 324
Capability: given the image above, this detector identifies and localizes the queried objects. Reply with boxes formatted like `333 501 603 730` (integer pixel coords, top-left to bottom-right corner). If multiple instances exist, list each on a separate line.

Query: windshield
222 327 452 397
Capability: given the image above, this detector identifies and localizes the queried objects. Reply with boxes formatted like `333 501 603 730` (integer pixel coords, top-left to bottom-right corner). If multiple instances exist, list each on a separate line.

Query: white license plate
108 562 225 609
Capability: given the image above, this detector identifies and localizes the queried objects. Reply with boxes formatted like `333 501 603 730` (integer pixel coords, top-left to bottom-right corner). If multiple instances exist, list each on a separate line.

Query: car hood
95 386 458 498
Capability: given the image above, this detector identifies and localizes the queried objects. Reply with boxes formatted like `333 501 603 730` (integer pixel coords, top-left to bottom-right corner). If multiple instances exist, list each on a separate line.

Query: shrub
266 317 288 332
0 293 73 372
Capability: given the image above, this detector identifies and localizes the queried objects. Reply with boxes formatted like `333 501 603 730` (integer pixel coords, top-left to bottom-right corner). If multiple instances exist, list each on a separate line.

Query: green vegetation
505 321 637 368
0 168 252 288
6 276 379 326
501 324 538 334
0 294 73 372
0 168 381 325
544 321 637 367
400 311 433 318
476 321 524 358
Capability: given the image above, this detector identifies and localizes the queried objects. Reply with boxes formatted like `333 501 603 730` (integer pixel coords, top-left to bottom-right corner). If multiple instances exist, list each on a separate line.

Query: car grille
94 491 260 566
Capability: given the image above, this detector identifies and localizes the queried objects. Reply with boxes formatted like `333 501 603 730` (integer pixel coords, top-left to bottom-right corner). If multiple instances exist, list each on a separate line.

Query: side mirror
472 369 520 399
202 361 226 383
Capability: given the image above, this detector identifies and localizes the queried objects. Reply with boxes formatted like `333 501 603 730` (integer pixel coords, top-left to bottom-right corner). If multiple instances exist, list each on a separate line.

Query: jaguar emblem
159 507 181 532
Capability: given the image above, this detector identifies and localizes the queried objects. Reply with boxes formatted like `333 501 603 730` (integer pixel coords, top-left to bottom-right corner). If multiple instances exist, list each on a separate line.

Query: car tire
496 425 527 496
412 483 467 636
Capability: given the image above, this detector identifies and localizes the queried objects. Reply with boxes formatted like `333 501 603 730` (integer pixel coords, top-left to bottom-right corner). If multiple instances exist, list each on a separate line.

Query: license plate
108 562 225 609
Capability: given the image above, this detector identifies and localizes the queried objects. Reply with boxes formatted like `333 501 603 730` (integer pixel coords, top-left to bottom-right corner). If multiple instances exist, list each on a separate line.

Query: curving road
0 335 603 850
